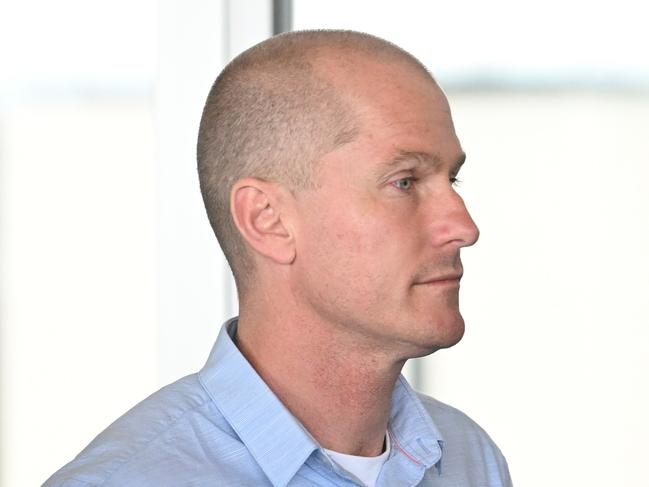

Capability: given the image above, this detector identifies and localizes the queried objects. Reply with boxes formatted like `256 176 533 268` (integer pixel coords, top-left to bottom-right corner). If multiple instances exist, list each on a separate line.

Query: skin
232 52 479 457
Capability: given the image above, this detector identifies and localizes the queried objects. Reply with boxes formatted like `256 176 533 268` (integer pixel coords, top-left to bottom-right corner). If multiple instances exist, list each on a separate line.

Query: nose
429 189 480 248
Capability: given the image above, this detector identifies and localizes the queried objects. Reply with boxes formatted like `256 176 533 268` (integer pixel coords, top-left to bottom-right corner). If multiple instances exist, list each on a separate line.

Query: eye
450 177 462 187
392 177 417 191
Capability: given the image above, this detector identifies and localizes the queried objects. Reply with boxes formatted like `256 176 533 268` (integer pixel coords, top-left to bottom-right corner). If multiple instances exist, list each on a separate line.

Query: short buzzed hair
197 30 432 294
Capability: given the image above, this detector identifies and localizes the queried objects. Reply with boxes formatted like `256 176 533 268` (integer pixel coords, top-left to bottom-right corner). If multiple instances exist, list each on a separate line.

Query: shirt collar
198 318 319 487
387 375 445 474
199 318 446 483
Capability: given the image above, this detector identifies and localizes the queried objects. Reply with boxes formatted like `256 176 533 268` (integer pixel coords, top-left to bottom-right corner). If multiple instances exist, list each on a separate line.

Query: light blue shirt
44 318 512 487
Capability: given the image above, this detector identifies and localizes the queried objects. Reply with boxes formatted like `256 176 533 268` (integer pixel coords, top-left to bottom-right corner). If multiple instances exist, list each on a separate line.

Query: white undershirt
324 433 391 487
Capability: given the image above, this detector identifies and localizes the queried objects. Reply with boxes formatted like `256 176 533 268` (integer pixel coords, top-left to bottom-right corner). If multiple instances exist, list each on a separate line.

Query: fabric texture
43 318 513 487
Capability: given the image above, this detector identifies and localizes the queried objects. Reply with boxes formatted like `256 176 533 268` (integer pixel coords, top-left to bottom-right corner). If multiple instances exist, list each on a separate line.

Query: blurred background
1 1 647 486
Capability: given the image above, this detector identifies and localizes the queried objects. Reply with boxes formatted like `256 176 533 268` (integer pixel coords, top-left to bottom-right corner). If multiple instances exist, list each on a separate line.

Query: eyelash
391 176 462 191
392 177 418 190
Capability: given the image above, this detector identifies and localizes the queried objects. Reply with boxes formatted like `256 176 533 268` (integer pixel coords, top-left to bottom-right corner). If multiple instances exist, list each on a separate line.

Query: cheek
309 202 417 284
296 185 426 284
308 214 367 278
323 204 385 259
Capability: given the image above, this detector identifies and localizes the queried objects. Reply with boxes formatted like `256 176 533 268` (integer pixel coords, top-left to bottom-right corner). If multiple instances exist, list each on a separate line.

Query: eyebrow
376 149 466 179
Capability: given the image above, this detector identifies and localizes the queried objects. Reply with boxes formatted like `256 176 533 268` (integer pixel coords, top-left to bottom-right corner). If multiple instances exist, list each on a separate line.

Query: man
44 30 512 487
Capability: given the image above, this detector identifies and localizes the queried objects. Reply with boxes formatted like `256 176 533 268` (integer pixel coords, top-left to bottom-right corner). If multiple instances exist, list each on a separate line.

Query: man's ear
230 178 296 265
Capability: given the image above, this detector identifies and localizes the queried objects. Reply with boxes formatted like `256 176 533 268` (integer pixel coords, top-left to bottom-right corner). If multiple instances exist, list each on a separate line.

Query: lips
417 274 463 285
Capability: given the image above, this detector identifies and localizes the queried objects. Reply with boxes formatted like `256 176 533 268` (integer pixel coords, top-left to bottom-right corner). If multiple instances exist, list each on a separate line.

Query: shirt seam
98 392 212 486
387 427 421 466
393 376 445 466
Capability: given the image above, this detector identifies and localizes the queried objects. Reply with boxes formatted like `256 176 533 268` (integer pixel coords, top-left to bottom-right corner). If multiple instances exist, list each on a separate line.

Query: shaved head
197 30 434 294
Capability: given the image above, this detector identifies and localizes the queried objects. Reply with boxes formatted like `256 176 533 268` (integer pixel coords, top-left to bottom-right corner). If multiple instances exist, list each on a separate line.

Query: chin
410 314 465 357
438 320 465 349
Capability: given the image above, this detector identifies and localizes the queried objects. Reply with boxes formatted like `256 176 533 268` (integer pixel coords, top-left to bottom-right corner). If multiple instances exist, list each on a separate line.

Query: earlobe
230 178 296 265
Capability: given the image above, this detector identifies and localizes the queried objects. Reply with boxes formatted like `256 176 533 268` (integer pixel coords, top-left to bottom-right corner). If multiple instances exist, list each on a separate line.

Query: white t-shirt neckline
324 432 391 487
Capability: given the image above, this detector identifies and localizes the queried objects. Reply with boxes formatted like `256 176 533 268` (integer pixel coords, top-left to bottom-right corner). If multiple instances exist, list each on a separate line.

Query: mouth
416 274 463 286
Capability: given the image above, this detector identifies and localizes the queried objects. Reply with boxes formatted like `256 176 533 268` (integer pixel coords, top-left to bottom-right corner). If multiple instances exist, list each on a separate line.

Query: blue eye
393 177 416 190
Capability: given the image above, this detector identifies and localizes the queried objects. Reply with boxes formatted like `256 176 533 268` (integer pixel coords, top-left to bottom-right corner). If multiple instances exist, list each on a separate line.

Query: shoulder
42 374 234 487
416 392 513 485
416 392 497 445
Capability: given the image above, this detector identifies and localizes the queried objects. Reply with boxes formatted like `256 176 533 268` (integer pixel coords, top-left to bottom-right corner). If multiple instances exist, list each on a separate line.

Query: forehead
309 54 463 181
348 72 461 168
373 149 466 178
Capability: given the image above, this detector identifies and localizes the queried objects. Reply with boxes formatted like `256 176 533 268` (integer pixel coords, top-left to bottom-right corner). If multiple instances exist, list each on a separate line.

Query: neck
236 303 405 457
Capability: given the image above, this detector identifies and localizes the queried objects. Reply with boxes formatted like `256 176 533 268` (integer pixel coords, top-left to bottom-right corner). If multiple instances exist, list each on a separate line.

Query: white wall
0 1 160 483
155 0 272 386
155 0 231 387
0 100 158 487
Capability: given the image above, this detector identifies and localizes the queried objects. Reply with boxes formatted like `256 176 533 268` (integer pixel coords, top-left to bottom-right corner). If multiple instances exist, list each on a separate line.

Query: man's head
198 30 428 290
198 30 479 355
